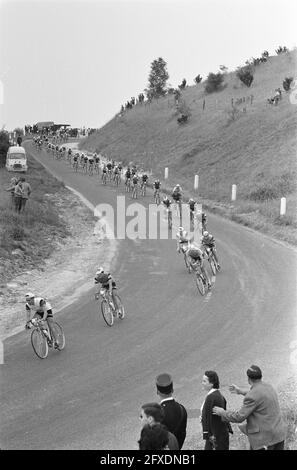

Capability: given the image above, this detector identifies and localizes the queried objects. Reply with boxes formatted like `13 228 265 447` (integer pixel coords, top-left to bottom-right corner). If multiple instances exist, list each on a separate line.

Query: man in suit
156 373 187 449
201 371 233 450
213 365 287 450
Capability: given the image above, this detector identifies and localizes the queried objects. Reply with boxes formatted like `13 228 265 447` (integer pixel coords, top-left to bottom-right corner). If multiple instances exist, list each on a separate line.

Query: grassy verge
0 153 71 284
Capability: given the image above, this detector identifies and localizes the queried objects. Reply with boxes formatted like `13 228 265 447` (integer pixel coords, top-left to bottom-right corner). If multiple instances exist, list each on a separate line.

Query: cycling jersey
26 298 53 318
142 175 148 182
107 163 112 170
89 158 94 164
189 201 195 211
84 157 88 163
95 272 116 290
118 165 122 171
132 176 138 184
73 156 78 162
154 182 160 190
114 167 119 174
163 199 171 208
125 171 131 178
95 157 100 163
177 230 188 244
68 149 72 154
202 235 215 247
102 167 107 173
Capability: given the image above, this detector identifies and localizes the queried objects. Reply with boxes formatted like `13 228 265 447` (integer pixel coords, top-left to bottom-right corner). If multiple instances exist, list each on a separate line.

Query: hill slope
81 51 297 244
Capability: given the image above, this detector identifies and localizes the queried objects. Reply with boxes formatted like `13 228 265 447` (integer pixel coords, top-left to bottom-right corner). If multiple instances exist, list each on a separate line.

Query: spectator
5 177 18 208
138 423 169 450
20 177 32 212
13 179 23 213
17 135 22 146
140 402 179 450
155 373 187 449
213 365 286 450
201 370 233 450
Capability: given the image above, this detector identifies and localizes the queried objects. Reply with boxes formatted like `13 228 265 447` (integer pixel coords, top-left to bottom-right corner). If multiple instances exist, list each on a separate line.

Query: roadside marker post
231 184 237 201
280 197 286 216
164 167 168 180
194 175 199 191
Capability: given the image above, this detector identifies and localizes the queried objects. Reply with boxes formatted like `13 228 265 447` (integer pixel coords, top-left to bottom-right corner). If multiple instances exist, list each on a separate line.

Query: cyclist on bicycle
172 184 182 203
25 293 59 348
125 168 131 184
201 231 220 270
118 163 123 173
162 195 172 209
88 155 94 172
95 154 100 165
176 226 190 253
141 173 148 188
94 267 119 313
73 153 79 168
188 198 196 212
186 244 211 289
83 154 88 169
153 179 161 198
68 148 72 158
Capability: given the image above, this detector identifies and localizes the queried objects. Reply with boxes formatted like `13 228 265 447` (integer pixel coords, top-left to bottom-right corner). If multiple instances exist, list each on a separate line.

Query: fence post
280 197 286 216
164 167 168 179
231 184 237 201
194 175 199 191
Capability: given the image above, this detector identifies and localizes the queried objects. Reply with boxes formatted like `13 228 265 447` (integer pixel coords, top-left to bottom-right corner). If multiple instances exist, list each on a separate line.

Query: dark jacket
202 390 233 445
161 398 187 449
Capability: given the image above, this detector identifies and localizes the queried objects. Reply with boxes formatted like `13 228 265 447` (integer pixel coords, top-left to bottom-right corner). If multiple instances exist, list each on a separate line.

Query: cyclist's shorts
35 309 53 319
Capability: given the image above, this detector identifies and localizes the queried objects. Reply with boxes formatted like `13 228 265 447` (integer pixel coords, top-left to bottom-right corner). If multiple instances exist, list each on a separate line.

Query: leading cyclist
25 293 59 348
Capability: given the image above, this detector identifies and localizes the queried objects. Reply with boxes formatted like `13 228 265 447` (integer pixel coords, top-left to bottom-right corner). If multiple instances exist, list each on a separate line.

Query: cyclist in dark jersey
94 267 119 311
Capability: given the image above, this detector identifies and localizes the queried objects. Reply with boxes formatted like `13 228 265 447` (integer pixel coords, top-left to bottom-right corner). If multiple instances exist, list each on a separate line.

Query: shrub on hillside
204 72 225 94
176 100 191 124
276 46 288 55
236 66 254 87
248 173 296 201
178 79 187 90
0 129 10 167
283 77 294 92
225 106 241 125
194 74 202 84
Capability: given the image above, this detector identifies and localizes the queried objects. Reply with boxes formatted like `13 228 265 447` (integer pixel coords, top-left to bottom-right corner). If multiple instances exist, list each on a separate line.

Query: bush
226 106 241 124
236 66 254 87
176 100 191 124
283 77 294 92
204 72 225 94
248 173 296 201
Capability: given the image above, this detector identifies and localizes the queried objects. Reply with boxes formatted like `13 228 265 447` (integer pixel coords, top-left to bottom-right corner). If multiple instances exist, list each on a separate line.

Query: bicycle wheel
184 254 192 273
31 329 49 359
195 274 206 296
101 300 114 326
52 322 66 350
209 256 217 275
113 293 125 320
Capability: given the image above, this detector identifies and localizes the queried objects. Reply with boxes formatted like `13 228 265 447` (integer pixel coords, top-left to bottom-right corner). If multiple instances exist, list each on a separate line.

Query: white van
6 146 28 173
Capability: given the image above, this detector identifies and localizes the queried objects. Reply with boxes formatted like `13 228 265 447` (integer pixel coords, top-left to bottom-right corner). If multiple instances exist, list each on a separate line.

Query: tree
14 127 24 136
219 65 228 73
236 65 254 87
262 50 269 59
146 57 169 99
276 46 288 55
0 129 10 167
194 74 202 84
204 72 225 94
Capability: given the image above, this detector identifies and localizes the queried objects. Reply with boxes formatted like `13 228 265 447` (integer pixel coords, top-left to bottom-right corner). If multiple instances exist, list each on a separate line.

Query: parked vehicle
6 146 27 173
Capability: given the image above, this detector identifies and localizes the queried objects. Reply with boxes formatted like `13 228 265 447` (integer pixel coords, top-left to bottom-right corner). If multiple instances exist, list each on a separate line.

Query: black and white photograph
0 0 296 453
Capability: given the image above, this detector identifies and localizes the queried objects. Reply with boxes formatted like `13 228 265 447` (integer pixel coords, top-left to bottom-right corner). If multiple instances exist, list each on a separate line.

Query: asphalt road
1 144 296 449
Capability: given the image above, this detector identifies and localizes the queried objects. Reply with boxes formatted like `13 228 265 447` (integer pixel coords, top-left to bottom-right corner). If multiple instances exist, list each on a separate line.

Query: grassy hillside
80 51 297 243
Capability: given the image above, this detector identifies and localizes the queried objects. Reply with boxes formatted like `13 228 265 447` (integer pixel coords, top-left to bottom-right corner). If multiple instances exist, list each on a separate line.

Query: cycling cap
96 267 104 274
25 292 35 299
203 231 209 237
179 226 184 231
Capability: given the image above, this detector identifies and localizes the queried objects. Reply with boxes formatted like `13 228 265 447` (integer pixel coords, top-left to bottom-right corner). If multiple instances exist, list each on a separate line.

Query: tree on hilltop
146 57 169 99
204 72 225 94
194 74 202 84
236 65 254 87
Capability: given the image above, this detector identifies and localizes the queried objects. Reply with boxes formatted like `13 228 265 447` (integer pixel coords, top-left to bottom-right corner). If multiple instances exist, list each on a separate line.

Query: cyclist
102 164 107 183
118 163 123 173
188 198 196 212
201 231 220 270
131 166 137 177
162 195 171 209
67 148 72 160
125 167 131 188
73 153 79 170
153 179 161 202
25 293 59 348
88 155 94 174
94 267 119 313
162 195 172 227
176 226 190 254
141 172 148 188
83 154 89 172
132 173 138 197
172 184 182 203
186 244 211 289
106 161 112 180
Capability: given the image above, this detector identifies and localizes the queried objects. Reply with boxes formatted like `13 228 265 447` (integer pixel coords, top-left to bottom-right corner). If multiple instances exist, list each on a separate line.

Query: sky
0 0 296 131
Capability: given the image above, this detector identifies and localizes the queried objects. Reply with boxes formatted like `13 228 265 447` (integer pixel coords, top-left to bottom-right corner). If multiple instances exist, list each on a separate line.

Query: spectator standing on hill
20 177 31 212
139 402 179 450
13 179 23 213
5 177 18 208
155 373 187 449
213 365 286 450
201 370 233 450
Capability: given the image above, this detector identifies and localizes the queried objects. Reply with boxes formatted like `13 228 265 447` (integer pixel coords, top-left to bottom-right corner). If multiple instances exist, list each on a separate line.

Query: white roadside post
280 197 286 216
194 174 199 191
231 184 237 201
164 167 168 180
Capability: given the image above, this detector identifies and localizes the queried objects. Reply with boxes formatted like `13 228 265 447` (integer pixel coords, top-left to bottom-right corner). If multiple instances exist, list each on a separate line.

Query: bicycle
131 183 138 199
94 163 100 175
154 190 161 205
191 263 210 296
29 318 65 359
204 246 220 275
141 182 147 196
125 178 131 192
114 173 120 187
96 289 125 327
73 160 79 172
88 164 94 176
102 172 107 185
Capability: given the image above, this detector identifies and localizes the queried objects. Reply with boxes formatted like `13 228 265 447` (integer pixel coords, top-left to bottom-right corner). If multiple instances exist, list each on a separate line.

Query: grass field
0 153 69 284
80 51 297 244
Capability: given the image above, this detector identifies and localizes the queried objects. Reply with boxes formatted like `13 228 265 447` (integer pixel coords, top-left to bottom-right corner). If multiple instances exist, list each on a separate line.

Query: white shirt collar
160 397 174 403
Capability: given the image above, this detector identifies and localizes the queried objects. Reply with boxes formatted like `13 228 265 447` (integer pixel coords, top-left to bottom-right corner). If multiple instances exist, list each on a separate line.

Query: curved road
1 144 296 449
